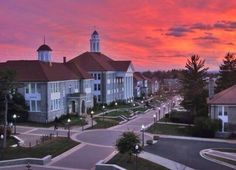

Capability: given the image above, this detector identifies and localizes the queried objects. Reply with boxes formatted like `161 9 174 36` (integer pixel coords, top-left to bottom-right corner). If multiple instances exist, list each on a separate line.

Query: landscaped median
107 153 168 170
147 122 193 136
0 137 79 161
200 148 236 169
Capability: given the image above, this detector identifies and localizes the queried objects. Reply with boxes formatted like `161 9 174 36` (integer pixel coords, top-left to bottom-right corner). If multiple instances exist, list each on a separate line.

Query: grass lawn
7 137 18 146
131 107 148 113
105 110 131 117
17 122 53 128
60 115 87 126
108 153 168 170
0 137 79 160
147 123 193 136
205 153 236 166
17 115 87 128
214 148 236 153
88 118 119 129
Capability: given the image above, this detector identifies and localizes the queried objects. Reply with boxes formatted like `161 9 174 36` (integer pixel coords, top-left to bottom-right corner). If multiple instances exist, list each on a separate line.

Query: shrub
169 111 194 124
153 135 160 140
0 126 12 137
116 131 140 161
192 117 220 138
146 140 153 145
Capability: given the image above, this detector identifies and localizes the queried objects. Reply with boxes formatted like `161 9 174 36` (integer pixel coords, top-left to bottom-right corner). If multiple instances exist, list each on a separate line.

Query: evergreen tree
181 55 208 117
216 52 236 92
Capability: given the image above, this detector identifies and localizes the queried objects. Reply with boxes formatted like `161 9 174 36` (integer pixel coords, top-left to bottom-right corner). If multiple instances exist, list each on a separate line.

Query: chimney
208 77 215 99
63 56 66 63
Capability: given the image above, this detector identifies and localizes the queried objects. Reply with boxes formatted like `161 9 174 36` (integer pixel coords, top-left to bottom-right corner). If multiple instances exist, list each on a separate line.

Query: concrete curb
149 134 236 144
0 155 51 166
138 151 194 170
199 149 236 169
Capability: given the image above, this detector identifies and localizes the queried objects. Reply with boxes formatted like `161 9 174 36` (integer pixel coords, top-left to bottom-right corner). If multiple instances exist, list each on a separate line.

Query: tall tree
181 55 209 117
0 69 17 148
215 52 236 92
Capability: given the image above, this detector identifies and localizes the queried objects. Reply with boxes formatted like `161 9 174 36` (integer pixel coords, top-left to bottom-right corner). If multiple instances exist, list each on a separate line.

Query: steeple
90 30 100 52
37 37 52 62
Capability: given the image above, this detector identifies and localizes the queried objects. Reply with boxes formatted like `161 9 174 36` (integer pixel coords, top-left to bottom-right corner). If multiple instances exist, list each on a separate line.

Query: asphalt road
144 138 236 170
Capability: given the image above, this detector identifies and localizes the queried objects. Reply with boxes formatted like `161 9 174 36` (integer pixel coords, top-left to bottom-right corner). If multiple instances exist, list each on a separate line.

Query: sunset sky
1 0 236 71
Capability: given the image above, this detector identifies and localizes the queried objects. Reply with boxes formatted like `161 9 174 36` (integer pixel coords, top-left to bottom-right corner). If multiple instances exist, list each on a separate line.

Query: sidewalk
139 151 194 170
154 134 236 144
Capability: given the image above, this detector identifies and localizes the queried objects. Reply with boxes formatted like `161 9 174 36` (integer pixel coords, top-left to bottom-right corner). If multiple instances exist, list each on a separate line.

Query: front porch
67 93 87 116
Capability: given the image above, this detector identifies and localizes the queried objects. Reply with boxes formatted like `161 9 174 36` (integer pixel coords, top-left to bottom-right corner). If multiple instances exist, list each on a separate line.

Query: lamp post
0 135 3 149
141 124 145 148
102 105 105 122
91 110 94 128
133 103 136 107
135 144 139 170
158 107 161 120
67 118 71 138
80 117 84 131
153 114 156 124
13 114 17 134
115 102 118 107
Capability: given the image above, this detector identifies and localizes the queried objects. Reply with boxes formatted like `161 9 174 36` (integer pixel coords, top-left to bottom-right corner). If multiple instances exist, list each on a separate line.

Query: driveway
145 138 236 170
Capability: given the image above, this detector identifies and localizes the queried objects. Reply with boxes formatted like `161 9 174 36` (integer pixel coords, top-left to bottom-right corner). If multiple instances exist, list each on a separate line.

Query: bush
146 140 153 145
0 126 12 137
153 135 160 140
116 131 140 161
192 117 220 138
169 111 193 124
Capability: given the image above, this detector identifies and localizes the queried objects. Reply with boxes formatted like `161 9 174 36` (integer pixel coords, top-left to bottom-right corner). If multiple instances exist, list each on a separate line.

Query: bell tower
90 30 100 52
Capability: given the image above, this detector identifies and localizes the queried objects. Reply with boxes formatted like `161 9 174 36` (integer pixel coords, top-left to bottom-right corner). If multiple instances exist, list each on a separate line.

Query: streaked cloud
0 0 236 71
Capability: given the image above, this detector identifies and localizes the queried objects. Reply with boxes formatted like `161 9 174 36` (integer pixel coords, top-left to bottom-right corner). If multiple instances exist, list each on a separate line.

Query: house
133 72 144 98
163 78 181 92
68 31 134 104
208 85 236 132
0 44 93 123
0 30 134 122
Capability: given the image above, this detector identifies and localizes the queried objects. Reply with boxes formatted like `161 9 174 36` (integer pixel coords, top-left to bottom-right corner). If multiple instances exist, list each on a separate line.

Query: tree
216 52 236 92
8 92 29 122
0 69 17 148
181 55 208 117
116 131 140 161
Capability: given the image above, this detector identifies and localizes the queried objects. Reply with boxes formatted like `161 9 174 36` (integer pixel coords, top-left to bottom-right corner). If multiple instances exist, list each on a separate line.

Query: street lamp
133 103 136 107
115 102 118 107
13 114 17 134
153 114 156 124
91 110 94 128
102 105 105 121
0 135 3 148
158 107 161 120
135 144 139 170
67 118 71 138
141 124 145 148
80 117 84 131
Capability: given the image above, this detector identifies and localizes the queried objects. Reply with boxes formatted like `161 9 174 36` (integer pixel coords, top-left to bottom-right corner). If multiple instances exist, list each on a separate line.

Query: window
25 84 29 94
98 74 101 80
31 83 36 93
94 74 97 80
98 95 101 102
94 84 97 91
218 106 222 116
50 99 61 111
98 84 101 91
31 100 36 112
37 101 41 111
